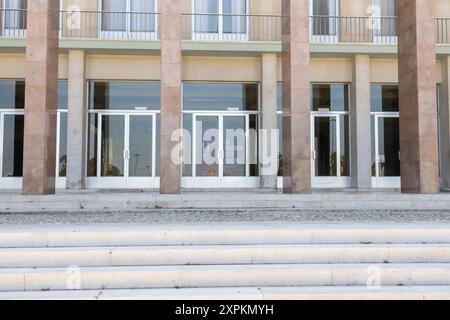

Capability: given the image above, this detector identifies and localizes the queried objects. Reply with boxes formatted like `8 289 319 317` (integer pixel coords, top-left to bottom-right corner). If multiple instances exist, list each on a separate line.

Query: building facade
0 0 448 194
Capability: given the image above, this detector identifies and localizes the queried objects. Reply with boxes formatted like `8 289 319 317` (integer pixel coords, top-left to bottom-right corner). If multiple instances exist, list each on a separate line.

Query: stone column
160 0 182 194
351 54 372 190
282 0 311 194
260 53 278 189
22 0 60 195
66 50 86 190
397 0 440 193
439 57 450 189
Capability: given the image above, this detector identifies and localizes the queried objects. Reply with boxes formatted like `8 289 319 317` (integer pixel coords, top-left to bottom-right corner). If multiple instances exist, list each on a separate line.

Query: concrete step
1 286 450 300
2 224 450 248
0 244 450 268
1 263 450 291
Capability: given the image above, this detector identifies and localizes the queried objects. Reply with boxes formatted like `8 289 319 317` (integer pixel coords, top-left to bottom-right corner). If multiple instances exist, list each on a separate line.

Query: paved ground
0 208 450 225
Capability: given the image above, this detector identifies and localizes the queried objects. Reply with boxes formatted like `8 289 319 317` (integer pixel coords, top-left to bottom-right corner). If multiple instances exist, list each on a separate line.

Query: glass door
0 111 24 188
372 114 400 188
100 0 157 40
87 112 158 189
183 112 258 189
2 0 27 38
372 0 397 44
311 114 350 188
310 0 339 43
192 0 248 41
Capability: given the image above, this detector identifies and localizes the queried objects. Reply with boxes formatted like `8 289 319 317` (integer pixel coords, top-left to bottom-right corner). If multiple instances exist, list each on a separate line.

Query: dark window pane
57 81 68 110
87 113 98 177
0 80 25 110
59 112 68 177
312 84 349 111
371 84 399 112
277 83 283 112
183 83 259 111
90 81 161 110
2 114 24 177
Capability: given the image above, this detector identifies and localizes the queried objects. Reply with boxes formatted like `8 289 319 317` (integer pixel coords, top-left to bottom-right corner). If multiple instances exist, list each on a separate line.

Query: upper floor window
310 0 339 39
2 0 27 34
0 80 24 109
100 0 157 38
193 0 248 41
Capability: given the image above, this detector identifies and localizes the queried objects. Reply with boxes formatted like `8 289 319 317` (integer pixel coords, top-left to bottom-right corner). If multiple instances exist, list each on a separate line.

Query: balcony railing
181 13 281 42
0 9 27 38
2 9 450 46
60 10 160 41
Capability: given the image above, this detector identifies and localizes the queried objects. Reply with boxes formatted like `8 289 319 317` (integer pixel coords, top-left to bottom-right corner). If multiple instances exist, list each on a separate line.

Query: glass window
183 83 259 111
0 80 24 109
311 0 338 36
194 0 247 34
312 84 349 112
89 81 160 110
371 85 399 112
57 81 68 110
277 83 283 112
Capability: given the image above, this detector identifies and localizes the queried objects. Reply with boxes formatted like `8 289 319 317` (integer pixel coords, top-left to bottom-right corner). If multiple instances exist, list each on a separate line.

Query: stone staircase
0 223 450 300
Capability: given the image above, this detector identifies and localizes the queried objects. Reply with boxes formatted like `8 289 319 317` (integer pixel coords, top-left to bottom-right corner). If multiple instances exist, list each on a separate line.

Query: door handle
313 150 317 160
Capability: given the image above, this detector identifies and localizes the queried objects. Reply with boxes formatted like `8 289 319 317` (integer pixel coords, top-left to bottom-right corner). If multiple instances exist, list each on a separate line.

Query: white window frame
191 0 250 42
98 0 158 40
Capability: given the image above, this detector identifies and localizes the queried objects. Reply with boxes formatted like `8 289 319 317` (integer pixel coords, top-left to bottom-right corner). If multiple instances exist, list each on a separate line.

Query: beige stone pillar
22 0 60 195
260 53 278 189
66 50 86 190
397 0 440 194
439 56 450 189
351 54 372 190
282 0 311 194
160 0 182 194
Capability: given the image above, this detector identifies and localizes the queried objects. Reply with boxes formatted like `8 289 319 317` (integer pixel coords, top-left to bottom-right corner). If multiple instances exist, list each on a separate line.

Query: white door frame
98 0 158 40
85 111 159 189
0 110 23 189
55 110 67 189
311 112 351 189
182 111 259 189
191 0 249 41
372 113 401 188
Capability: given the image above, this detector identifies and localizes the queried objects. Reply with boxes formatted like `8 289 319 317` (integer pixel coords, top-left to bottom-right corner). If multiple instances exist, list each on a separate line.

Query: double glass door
372 114 400 188
86 112 158 189
182 113 258 189
311 114 350 188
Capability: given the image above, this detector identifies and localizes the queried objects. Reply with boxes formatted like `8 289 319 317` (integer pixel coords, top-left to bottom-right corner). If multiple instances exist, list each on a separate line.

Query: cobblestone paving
0 209 450 225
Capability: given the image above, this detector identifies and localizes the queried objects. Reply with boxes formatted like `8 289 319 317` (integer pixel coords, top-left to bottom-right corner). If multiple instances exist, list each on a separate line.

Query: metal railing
2 9 450 46
60 11 160 40
0 9 27 38
310 16 398 44
181 13 281 42
437 18 450 44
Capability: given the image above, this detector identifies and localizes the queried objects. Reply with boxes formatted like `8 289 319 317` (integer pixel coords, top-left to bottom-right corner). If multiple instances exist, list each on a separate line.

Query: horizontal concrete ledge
1 244 449 268
0 191 450 212
4 38 450 56
1 223 450 248
1 263 450 291
1 285 449 300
